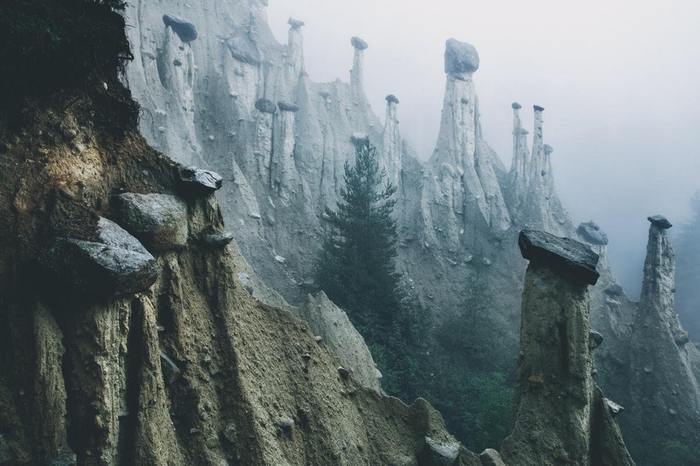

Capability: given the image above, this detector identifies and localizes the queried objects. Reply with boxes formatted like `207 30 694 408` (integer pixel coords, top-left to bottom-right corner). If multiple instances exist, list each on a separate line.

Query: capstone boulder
444 38 479 74
113 193 188 251
162 14 198 43
48 218 157 297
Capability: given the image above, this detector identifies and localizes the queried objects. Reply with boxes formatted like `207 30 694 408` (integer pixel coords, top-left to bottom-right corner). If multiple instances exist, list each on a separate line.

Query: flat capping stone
385 94 400 104
351 36 368 50
533 105 545 112
288 18 305 29
519 229 600 285
277 101 299 112
162 14 198 43
512 102 522 110
255 98 277 114
647 214 672 229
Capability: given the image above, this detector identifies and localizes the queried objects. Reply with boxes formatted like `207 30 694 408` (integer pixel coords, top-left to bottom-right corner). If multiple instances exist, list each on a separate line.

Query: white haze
267 0 700 296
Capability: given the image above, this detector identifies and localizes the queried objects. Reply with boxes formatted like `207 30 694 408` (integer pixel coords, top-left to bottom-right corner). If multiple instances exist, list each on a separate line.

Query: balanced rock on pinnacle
162 14 198 43
444 38 479 74
518 229 600 285
351 36 368 50
502 230 633 465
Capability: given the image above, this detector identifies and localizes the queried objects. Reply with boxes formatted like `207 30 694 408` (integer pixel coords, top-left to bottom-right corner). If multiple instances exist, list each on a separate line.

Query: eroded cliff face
123 0 580 371
0 78 484 465
119 1 691 460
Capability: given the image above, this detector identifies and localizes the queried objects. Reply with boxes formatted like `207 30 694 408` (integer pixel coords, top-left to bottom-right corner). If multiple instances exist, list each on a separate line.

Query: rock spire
502 230 633 465
430 39 511 232
381 94 402 188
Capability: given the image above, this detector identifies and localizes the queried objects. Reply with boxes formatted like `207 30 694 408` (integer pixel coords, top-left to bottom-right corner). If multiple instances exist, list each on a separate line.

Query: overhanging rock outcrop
501 230 633 465
47 217 158 298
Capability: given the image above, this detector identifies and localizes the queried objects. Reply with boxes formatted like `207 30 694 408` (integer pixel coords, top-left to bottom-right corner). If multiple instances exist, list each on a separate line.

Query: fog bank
267 0 700 295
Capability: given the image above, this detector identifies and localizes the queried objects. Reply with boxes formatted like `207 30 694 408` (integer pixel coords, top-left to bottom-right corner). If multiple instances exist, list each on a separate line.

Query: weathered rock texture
0 62 484 465
120 2 699 461
121 0 574 368
299 292 383 392
501 230 633 466
613 218 700 461
229 246 383 394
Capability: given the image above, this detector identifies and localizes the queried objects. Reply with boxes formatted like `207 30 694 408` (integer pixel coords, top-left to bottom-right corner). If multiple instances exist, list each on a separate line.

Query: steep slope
0 5 486 463
0 88 636 466
120 0 700 462
122 0 559 368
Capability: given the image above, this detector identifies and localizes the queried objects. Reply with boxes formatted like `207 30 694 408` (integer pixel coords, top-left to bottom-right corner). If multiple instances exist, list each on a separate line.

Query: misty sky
267 0 700 296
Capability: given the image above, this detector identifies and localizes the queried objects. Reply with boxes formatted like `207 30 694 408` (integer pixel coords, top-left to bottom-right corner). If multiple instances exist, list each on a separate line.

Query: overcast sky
267 0 700 295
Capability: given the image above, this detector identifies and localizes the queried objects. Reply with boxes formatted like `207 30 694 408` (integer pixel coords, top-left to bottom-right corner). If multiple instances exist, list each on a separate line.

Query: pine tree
315 140 431 400
316 140 402 340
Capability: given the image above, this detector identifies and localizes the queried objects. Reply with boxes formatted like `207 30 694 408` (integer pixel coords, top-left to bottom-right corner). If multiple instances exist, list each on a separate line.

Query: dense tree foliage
317 140 401 337
429 272 514 451
316 140 426 399
316 141 512 451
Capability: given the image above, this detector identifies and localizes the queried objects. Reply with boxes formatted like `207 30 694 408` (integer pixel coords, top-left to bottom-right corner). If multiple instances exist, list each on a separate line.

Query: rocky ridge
120 0 700 462
0 76 482 465
0 85 636 466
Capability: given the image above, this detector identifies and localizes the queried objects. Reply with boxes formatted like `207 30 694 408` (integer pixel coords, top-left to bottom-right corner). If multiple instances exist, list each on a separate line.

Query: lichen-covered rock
113 193 188 251
178 167 223 195
162 14 198 42
444 38 479 74
48 218 157 297
518 229 600 285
